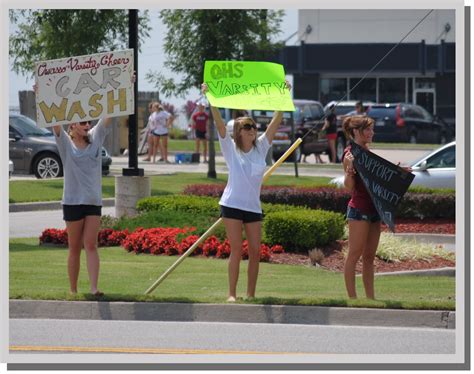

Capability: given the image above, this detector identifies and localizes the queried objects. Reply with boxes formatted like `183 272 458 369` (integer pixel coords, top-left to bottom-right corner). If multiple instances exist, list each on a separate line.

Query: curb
9 198 115 212
9 300 455 329
394 233 455 245
373 267 455 277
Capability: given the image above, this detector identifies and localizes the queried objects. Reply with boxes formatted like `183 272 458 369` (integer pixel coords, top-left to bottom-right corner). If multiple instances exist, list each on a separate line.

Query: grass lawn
168 139 437 152
10 238 455 310
9 173 332 203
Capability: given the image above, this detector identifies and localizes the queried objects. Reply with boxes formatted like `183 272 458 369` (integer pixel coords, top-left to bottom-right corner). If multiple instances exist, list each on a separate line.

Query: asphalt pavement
9 317 455 355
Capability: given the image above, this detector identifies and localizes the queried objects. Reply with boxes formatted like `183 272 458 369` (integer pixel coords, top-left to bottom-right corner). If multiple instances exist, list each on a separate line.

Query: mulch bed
269 219 456 272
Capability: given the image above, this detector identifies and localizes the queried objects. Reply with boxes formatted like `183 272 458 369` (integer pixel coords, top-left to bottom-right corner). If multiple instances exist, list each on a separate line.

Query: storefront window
320 78 346 105
349 78 376 102
379 78 406 103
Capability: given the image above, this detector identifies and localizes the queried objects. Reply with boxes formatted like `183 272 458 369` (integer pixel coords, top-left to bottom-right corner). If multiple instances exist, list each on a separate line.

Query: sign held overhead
34 49 135 128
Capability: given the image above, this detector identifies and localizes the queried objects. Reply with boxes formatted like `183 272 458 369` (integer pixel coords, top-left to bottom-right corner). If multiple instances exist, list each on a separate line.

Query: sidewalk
9 300 455 329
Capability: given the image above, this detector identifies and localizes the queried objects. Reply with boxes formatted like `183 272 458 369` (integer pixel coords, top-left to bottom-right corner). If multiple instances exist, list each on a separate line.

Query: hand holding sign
203 61 295 112
350 141 415 232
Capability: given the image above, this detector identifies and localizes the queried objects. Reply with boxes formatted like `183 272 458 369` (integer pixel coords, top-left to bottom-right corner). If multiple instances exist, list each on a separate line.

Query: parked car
324 100 375 117
9 113 112 178
330 141 455 189
250 99 327 162
365 103 453 144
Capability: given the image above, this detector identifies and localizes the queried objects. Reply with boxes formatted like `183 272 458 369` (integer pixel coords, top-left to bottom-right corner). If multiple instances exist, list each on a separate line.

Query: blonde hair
233 116 257 151
342 115 374 140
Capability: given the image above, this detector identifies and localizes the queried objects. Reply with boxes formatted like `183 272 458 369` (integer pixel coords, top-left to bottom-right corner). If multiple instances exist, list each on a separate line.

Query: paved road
9 318 455 355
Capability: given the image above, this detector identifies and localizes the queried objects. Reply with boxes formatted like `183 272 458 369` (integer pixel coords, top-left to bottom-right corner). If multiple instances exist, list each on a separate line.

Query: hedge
137 195 309 216
183 184 455 219
263 210 346 253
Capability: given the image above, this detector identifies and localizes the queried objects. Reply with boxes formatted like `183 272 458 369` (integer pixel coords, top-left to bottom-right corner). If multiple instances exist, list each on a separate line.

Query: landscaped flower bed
39 227 285 262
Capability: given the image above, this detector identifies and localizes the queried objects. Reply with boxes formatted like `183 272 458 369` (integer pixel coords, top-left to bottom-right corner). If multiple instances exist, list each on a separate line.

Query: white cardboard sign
34 49 134 127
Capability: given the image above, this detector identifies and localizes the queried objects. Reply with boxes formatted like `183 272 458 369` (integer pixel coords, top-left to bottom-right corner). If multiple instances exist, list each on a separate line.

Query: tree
146 9 284 178
9 9 151 77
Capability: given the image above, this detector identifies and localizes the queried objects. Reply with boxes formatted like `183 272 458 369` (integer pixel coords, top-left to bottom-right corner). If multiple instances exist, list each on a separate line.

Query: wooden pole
144 138 303 294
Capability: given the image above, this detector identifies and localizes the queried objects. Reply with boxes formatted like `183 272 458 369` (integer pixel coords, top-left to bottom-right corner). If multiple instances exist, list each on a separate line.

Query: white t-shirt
151 110 171 135
218 131 271 214
55 119 109 206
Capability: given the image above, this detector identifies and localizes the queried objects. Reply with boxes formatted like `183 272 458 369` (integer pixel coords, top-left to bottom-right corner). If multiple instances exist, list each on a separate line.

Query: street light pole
123 9 144 177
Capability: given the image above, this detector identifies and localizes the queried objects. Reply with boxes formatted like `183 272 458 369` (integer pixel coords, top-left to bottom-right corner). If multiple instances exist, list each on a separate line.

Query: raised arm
33 84 61 136
264 111 283 144
264 80 292 143
201 83 226 138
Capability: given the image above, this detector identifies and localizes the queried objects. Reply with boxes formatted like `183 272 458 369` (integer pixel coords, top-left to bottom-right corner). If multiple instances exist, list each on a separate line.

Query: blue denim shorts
346 206 381 223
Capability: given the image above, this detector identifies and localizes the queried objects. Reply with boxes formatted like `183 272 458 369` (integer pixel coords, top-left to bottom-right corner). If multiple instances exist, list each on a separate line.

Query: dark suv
9 113 112 178
366 103 453 144
251 100 327 162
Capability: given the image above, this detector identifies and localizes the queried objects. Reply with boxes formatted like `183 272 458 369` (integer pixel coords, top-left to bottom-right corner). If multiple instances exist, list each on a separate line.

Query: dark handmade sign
350 141 415 232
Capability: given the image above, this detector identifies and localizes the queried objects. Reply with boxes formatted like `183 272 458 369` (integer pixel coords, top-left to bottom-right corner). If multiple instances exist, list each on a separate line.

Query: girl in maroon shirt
342 115 380 300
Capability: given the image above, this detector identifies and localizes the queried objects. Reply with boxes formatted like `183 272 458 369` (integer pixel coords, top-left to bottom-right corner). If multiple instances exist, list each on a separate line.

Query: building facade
277 9 455 124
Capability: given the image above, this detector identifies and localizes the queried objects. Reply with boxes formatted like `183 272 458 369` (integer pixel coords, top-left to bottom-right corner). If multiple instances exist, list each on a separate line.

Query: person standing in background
322 104 337 163
191 103 209 163
142 101 155 162
151 103 174 163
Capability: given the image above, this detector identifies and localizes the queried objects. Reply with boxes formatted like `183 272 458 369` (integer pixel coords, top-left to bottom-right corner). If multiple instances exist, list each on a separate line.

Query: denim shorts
63 204 102 222
346 206 380 223
220 205 263 223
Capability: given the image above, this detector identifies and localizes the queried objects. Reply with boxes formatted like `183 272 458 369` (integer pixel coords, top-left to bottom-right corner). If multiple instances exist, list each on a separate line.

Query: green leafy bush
137 195 220 215
263 210 345 253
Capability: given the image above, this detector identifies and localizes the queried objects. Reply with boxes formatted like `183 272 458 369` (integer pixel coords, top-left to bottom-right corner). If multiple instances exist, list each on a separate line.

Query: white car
330 142 455 189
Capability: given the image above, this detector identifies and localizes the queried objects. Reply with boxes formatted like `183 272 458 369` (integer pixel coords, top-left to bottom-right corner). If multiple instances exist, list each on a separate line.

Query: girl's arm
33 83 62 136
264 81 291 143
264 111 283 143
202 84 226 138
343 152 356 190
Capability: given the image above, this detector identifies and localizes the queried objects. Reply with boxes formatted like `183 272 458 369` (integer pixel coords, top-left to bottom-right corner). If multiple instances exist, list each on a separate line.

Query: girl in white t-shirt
202 82 290 302
150 103 174 163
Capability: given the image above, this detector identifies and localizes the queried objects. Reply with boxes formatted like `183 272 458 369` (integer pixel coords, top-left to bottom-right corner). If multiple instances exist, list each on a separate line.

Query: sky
8 9 298 113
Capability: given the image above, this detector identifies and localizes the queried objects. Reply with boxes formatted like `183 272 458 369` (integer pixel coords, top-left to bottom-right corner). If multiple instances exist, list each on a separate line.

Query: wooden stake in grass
144 138 303 295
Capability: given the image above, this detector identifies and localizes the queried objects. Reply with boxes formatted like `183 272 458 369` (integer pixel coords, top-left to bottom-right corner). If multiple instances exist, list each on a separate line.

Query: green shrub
137 195 305 216
263 210 345 253
137 195 220 215
376 233 455 262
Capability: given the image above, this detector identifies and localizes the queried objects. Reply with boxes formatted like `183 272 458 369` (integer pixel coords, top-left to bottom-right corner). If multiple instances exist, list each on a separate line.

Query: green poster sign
204 61 295 112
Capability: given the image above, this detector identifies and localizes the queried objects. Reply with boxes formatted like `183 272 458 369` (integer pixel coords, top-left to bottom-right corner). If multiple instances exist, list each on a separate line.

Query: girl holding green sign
202 82 291 302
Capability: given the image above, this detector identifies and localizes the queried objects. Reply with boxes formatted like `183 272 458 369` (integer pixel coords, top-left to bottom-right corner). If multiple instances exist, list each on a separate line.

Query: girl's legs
361 221 381 299
344 220 370 298
82 215 102 295
195 137 200 155
65 219 85 294
243 221 262 298
143 133 153 161
162 136 169 162
152 136 160 163
328 138 336 163
203 138 208 162
223 218 243 301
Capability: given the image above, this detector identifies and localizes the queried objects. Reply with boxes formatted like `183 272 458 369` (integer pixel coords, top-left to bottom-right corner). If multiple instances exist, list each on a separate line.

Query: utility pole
115 9 150 218
122 9 144 177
